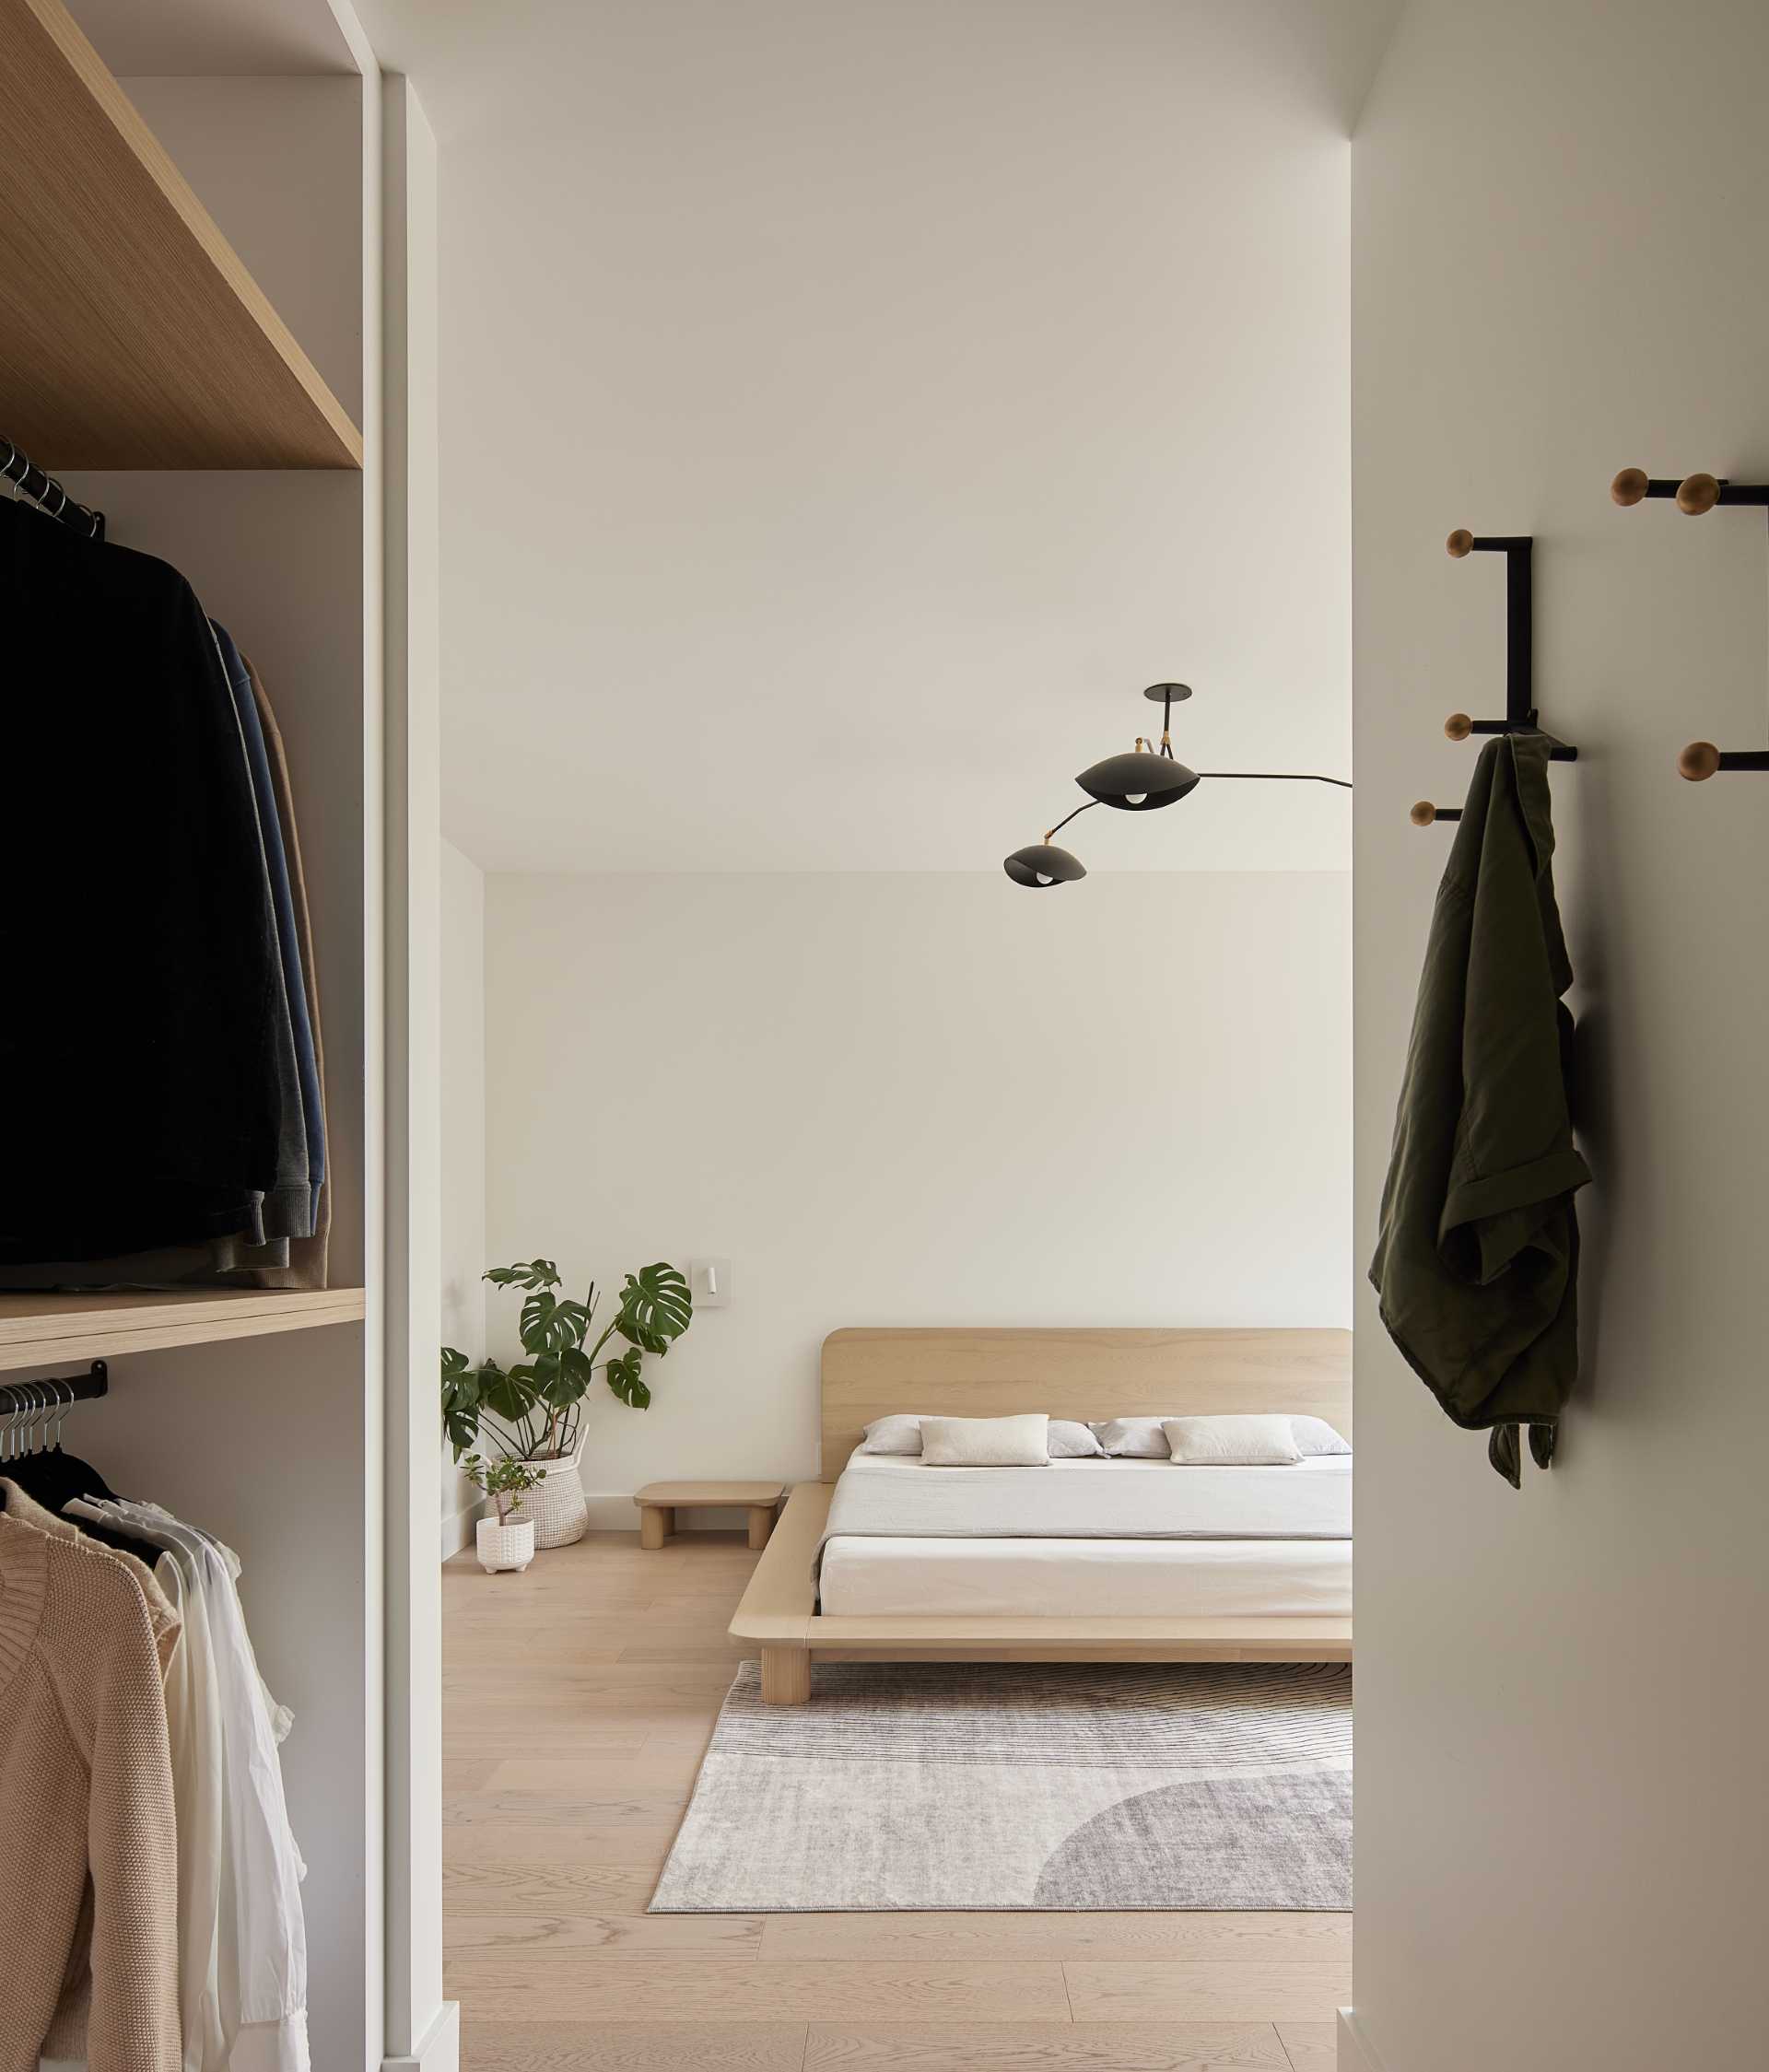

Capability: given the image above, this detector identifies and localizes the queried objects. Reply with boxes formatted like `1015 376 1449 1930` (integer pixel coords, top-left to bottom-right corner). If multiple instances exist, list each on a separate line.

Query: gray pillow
1089 1417 1170 1458
1049 1419 1106 1457
1290 1415 1352 1457
860 1413 930 1456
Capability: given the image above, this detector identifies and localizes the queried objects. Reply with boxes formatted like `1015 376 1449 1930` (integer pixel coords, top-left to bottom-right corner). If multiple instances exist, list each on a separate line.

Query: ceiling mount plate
1143 682 1193 703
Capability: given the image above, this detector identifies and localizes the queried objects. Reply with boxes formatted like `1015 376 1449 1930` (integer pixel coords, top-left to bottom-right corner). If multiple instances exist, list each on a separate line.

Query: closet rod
1 437 105 540
0 1360 109 1416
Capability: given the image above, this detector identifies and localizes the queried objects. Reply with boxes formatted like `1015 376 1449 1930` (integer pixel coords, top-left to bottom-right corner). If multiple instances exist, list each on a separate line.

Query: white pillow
1089 1417 1170 1458
860 1414 931 1456
1162 1414 1304 1466
1049 1419 1106 1458
1290 1415 1352 1457
920 1414 1051 1467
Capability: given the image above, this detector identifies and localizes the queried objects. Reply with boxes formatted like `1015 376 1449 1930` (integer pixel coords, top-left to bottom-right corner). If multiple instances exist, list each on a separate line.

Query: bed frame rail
729 1482 1353 1706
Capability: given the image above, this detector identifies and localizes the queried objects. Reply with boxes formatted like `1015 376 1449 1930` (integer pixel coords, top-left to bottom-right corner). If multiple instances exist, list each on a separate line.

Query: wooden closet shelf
0 1288 368 1372
0 0 364 469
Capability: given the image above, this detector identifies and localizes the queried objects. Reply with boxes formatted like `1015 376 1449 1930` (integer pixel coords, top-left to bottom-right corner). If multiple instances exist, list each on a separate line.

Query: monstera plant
441 1258 693 1467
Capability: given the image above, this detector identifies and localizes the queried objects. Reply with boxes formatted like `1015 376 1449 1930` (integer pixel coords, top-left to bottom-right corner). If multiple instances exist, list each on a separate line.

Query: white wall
439 838 486 1552
1351 5 1769 2067
484 871 1350 1516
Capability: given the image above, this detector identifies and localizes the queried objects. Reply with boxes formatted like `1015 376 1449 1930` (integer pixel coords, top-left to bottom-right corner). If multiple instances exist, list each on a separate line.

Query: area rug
650 1659 1351 1912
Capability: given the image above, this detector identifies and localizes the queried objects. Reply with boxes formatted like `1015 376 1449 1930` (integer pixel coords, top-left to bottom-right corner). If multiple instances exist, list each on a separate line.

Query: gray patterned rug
650 1659 1351 1912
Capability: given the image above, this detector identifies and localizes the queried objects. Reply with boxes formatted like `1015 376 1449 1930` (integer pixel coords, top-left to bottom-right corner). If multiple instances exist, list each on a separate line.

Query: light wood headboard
820 1327 1352 1480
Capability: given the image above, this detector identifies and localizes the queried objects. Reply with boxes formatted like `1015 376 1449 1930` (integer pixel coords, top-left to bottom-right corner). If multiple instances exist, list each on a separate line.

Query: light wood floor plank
442 1862 660 1915
767 1914 1349 1964
444 1957 1072 2024
447 1911 764 1956
458 2019 808 2070
442 1791 688 1830
444 1823 677 1871
1275 2020 1337 2070
1062 1963 1351 2026
486 1750 708 1795
805 2023 1291 2069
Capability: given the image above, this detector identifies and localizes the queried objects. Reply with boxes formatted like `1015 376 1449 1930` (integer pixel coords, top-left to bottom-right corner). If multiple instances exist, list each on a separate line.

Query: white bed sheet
818 1535 1353 1618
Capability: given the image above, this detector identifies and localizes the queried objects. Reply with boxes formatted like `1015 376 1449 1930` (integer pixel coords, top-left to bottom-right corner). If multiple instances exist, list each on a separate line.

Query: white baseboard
1338 2008 1388 2072
384 2000 460 2072
439 1501 479 1562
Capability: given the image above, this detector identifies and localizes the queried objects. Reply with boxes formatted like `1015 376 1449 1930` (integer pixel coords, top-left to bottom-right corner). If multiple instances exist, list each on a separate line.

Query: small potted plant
442 1257 694 1549
469 1454 545 1573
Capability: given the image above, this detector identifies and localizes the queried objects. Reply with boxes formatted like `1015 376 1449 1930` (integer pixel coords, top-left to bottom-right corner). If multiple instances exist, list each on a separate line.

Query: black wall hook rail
0 436 105 540
1613 466 1769 780
1414 529 1577 826
0 1359 109 1415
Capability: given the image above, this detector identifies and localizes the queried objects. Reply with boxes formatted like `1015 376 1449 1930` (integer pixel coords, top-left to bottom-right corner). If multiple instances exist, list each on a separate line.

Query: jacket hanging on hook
1369 732 1590 1485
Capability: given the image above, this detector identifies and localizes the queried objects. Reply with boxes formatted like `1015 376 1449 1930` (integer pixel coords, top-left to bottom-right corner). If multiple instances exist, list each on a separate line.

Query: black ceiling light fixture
1003 682 1350 887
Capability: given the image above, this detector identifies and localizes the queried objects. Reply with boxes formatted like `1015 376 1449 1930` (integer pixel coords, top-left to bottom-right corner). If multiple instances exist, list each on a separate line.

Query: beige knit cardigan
0 1509 181 2072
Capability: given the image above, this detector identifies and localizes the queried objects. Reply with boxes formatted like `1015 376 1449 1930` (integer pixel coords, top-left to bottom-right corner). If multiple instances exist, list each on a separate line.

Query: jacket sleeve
81 1565 182 2072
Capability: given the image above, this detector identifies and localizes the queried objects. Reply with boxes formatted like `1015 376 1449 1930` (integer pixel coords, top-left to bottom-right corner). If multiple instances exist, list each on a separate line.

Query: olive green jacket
1369 732 1590 1485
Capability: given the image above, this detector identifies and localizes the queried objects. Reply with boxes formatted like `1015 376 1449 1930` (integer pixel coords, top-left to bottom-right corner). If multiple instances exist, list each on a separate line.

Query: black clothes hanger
0 1371 148 1558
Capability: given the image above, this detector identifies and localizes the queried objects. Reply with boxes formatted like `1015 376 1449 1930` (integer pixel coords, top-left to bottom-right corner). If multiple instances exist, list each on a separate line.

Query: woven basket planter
526 1435 590 1548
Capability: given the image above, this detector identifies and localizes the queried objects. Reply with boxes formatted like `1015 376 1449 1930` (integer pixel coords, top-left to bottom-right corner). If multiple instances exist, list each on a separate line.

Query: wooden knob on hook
1676 472 1720 515
1444 712 1473 742
1446 529 1474 558
1678 741 1721 781
1610 467 1649 507
1410 801 1438 826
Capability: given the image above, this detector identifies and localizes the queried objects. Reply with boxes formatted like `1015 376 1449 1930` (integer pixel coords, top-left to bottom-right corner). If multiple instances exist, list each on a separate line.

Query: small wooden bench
632 1480 785 1551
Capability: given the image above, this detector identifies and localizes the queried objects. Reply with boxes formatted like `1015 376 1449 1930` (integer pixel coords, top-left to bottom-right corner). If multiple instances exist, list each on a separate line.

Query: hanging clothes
0 1507 181 2072
72 1498 310 2072
0 498 284 1262
1368 732 1591 1484
0 507 330 1289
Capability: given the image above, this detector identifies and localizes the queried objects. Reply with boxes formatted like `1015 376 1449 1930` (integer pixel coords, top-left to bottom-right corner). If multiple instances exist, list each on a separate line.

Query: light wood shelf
0 0 364 469
0 1288 368 1373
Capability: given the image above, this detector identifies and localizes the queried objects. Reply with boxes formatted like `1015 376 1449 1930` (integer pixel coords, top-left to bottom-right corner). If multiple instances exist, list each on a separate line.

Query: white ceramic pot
476 1515 536 1574
526 1435 590 1548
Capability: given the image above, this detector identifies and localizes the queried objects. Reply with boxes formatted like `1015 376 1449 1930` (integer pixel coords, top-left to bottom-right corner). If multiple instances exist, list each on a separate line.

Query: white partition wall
1350 3 1769 2066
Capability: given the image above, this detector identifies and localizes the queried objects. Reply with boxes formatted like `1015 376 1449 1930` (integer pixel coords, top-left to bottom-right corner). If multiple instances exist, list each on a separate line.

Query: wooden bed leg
761 1646 811 1705
638 1504 673 1550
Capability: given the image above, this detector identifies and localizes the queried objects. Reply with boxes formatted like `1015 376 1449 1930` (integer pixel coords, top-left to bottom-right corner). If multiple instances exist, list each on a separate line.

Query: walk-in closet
0 0 448 2066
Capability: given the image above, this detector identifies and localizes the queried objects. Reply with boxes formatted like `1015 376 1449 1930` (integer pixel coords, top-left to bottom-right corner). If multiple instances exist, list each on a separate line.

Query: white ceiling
360 0 1399 872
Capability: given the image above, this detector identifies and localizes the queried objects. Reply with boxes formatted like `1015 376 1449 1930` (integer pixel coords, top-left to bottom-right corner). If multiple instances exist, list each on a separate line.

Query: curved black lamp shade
1075 750 1201 812
1003 843 1087 888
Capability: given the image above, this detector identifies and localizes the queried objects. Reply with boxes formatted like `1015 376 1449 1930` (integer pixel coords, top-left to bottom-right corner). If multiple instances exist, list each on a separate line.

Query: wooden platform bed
730 1326 1353 1704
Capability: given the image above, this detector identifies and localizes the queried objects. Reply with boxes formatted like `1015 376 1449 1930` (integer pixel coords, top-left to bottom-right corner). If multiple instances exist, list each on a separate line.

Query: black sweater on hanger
0 498 284 1260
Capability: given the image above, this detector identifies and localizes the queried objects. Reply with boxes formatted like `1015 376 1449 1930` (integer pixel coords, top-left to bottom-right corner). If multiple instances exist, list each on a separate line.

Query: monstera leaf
519 1290 591 1356
479 1358 537 1426
484 1258 560 1292
604 1345 651 1408
440 1347 482 1460
615 1263 693 1355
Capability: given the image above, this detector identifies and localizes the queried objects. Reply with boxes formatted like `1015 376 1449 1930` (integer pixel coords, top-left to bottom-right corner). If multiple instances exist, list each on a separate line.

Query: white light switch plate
689 1258 732 1308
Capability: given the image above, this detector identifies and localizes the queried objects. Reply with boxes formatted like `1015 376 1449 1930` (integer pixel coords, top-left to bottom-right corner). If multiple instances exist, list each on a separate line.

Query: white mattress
818 1534 1352 1618
826 1450 1353 1543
